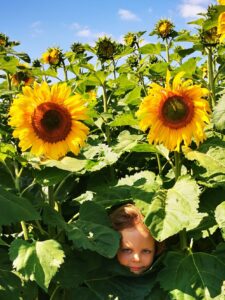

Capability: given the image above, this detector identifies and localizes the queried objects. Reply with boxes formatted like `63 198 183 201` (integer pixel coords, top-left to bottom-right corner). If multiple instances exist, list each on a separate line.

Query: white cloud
76 28 91 37
178 0 212 18
118 9 140 21
30 21 43 37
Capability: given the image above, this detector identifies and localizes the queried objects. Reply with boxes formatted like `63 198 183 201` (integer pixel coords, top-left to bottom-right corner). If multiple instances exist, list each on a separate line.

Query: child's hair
109 203 144 230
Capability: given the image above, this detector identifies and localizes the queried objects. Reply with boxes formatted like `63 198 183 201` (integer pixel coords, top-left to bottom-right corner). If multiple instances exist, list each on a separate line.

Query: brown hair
109 203 144 230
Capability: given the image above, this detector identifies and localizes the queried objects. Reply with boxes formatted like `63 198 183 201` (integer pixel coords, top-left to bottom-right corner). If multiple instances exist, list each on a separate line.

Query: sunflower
9 81 90 160
218 0 225 5
155 19 175 39
42 48 62 66
218 12 225 41
136 72 211 152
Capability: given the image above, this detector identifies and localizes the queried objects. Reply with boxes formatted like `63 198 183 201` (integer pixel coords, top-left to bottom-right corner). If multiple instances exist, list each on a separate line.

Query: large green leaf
0 56 19 73
145 176 205 241
67 220 120 258
9 239 65 291
79 201 112 226
0 187 40 226
213 93 225 130
215 202 225 230
184 137 225 186
157 251 225 299
138 43 161 55
35 167 69 186
41 156 87 172
109 113 138 127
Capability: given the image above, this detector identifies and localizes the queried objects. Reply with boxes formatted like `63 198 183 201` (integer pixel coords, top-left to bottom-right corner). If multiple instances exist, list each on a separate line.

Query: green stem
62 60 68 81
207 46 216 109
6 72 12 91
102 84 111 144
174 151 187 250
50 285 60 300
165 39 170 63
156 153 162 175
112 58 117 80
21 221 29 240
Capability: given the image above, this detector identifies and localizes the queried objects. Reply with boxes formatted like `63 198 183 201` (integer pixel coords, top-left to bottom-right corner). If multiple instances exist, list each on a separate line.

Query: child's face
117 224 155 274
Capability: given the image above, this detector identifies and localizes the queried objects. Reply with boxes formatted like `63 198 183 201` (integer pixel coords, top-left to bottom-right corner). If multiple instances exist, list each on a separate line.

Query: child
110 203 158 275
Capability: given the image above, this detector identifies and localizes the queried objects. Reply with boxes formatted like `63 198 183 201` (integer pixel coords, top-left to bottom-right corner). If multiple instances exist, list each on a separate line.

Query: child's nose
132 253 141 262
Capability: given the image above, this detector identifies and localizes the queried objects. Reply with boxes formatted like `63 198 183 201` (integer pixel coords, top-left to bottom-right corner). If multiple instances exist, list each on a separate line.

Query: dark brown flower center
161 95 193 129
32 102 72 143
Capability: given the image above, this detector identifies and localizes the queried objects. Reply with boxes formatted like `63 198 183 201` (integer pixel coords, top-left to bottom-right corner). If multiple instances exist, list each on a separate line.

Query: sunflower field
1 1 225 300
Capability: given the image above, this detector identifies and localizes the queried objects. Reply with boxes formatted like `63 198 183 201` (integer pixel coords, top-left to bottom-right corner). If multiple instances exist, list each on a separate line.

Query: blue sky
1 0 216 61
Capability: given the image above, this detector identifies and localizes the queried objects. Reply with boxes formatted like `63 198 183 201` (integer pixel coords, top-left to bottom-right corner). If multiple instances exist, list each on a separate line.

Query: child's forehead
120 225 155 246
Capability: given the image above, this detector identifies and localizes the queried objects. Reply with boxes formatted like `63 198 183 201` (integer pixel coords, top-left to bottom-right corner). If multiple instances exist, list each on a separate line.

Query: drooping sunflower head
42 47 63 66
95 37 117 61
155 19 175 39
136 71 211 152
201 26 220 46
8 81 90 160
11 64 35 87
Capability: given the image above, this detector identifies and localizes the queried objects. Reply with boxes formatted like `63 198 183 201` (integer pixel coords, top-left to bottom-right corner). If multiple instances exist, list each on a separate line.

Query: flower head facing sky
9 82 90 160
136 72 211 152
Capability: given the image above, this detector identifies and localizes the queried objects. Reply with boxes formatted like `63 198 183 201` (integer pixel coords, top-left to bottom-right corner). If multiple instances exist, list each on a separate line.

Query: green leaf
130 143 160 153
139 43 161 55
113 130 142 154
215 202 225 229
67 220 120 258
157 251 225 299
41 156 87 172
109 113 138 127
9 239 65 291
145 176 205 241
0 186 40 226
176 57 198 75
35 167 69 186
149 62 168 76
84 144 119 171
0 270 22 300
0 56 19 73
184 137 225 186
79 201 111 226
42 205 68 230
213 93 225 130
123 86 142 106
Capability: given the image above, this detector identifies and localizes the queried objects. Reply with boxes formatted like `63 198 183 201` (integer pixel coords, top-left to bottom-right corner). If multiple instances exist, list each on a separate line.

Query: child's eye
142 249 152 254
120 248 132 253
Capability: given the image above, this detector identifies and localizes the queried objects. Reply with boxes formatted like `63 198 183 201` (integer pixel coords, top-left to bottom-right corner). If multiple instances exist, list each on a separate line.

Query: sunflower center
161 95 193 129
32 102 72 143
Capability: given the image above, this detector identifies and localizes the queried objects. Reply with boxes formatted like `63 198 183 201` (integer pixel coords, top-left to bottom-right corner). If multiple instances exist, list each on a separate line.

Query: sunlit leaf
213 93 225 130
145 176 205 241
157 251 225 299
9 239 65 291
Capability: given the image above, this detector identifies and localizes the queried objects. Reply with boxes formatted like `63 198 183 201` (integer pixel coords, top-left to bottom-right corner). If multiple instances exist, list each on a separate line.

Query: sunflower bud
155 19 175 39
123 32 137 47
71 42 85 55
126 55 139 69
32 59 42 68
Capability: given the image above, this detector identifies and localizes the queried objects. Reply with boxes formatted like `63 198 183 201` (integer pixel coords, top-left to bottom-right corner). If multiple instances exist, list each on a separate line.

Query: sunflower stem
102 84 111 144
207 46 216 109
48 186 56 236
62 60 68 81
6 72 12 91
165 38 170 63
156 153 162 174
174 151 188 250
21 221 29 240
